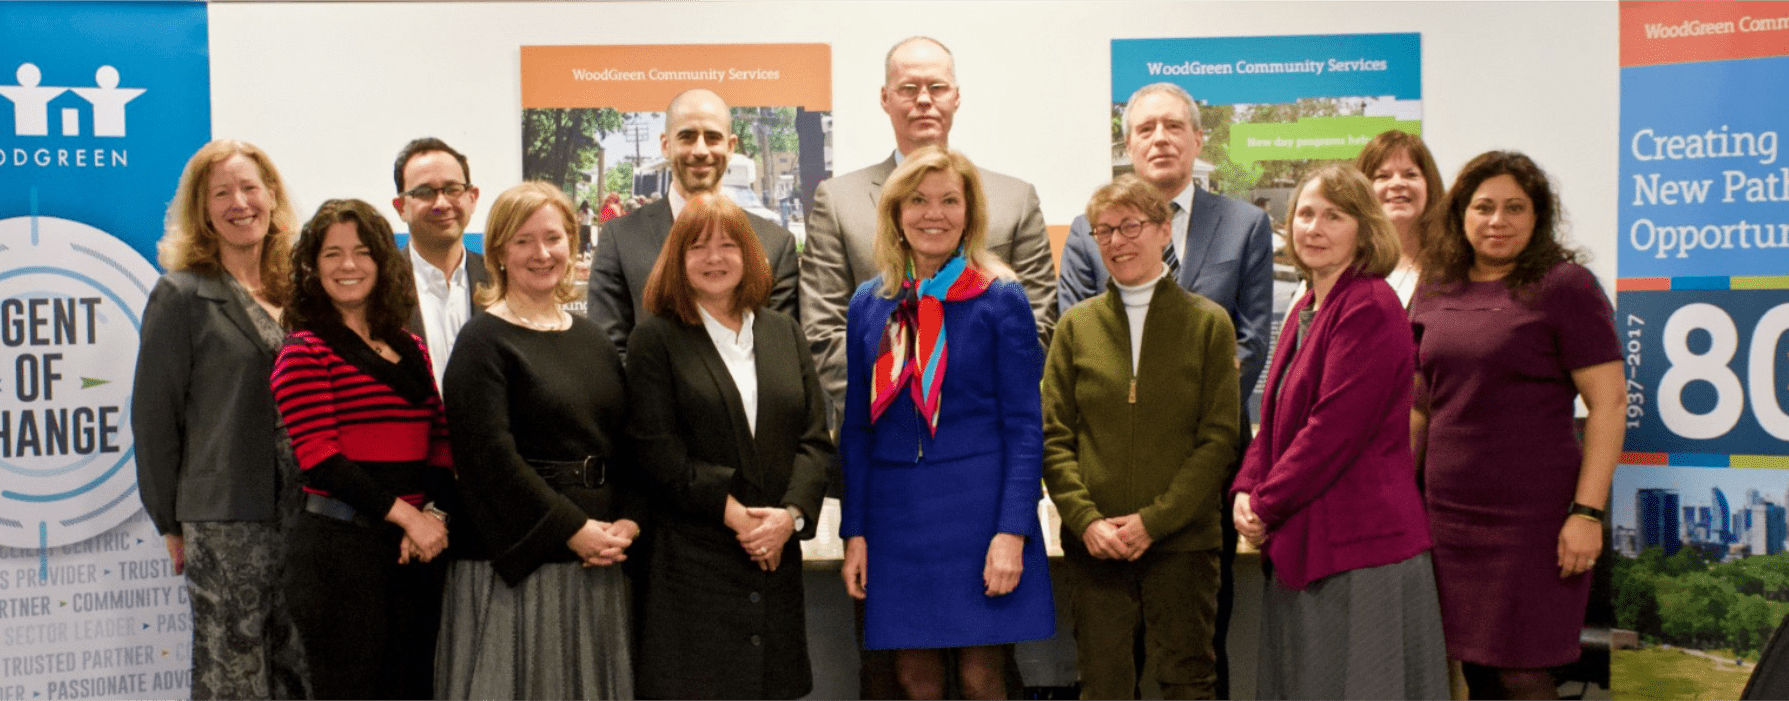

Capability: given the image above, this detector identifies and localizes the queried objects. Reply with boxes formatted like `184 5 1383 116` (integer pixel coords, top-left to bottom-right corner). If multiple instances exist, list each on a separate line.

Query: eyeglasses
403 182 471 202
891 82 956 101
1091 219 1153 242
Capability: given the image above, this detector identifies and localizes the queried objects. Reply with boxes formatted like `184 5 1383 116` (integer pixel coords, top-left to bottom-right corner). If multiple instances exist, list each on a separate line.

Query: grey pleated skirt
434 559 633 700
1257 551 1450 700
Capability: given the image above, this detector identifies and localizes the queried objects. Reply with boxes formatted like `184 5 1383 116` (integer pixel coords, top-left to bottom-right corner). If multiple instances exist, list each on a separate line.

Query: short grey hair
884 36 956 83
1122 82 1202 136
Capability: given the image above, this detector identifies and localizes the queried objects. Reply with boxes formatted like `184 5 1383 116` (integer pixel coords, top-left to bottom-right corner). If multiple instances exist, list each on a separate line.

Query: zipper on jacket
915 404 924 462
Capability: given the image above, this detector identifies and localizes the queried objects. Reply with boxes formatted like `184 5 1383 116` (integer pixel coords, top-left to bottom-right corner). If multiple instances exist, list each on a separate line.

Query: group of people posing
131 35 1620 701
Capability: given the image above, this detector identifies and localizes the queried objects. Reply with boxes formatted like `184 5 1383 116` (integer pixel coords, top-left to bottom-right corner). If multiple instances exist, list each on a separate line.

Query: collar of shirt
408 244 467 298
669 185 688 219
892 148 906 167
697 305 755 351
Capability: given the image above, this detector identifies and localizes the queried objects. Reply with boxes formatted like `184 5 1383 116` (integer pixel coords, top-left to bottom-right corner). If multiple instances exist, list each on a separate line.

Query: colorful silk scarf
869 253 994 434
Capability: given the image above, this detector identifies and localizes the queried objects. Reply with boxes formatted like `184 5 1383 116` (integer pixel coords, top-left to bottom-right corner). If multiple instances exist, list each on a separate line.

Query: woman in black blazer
626 192 832 699
132 139 307 700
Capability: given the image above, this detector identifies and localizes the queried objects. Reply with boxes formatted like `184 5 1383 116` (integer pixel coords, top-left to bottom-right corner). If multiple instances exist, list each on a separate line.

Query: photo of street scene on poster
521 106 831 311
1609 464 1789 699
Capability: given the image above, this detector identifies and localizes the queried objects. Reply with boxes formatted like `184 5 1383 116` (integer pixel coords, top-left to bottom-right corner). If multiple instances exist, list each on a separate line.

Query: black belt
525 456 606 489
303 493 385 529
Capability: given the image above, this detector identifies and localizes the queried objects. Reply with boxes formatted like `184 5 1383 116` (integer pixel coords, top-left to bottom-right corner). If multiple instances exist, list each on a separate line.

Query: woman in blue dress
839 146 1056 699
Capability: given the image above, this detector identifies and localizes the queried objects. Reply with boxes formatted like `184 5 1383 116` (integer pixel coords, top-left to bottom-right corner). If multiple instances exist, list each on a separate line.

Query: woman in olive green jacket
1042 175 1241 700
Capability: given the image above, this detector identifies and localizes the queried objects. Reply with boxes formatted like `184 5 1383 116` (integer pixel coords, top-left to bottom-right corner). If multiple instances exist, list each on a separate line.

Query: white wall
209 0 1621 285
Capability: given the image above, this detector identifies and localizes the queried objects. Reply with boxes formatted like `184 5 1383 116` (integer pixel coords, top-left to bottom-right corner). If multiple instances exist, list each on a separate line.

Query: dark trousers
284 512 446 700
1064 546 1219 699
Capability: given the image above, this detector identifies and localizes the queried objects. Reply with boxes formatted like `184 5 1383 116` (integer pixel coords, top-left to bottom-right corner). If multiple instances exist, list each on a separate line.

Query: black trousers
283 511 447 700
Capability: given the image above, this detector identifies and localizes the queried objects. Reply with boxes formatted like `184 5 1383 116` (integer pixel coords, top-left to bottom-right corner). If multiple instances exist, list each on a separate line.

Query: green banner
1229 116 1420 163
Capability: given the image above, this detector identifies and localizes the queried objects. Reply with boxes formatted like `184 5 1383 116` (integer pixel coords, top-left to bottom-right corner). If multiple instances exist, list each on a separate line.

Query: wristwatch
786 506 806 532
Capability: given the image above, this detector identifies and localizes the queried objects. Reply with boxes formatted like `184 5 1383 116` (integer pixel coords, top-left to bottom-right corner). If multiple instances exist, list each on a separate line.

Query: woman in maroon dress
1410 151 1625 699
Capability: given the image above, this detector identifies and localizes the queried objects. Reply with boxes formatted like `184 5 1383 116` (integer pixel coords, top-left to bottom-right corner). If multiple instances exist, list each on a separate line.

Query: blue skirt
861 451 1055 650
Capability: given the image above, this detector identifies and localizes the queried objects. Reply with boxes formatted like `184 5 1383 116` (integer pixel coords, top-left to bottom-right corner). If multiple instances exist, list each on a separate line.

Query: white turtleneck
1114 270 1166 371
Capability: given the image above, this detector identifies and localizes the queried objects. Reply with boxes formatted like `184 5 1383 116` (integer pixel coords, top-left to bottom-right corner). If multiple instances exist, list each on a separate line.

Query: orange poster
519 44 832 309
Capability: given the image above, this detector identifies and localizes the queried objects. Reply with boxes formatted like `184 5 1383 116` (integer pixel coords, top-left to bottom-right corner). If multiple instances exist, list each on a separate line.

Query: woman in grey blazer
133 139 307 700
627 192 832 699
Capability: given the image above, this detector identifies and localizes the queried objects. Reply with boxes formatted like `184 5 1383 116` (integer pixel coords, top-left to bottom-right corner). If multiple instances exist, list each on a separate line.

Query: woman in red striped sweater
270 198 454 700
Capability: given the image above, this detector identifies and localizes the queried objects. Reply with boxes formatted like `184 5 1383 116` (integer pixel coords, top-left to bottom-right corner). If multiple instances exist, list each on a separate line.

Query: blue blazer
838 277 1044 542
1056 186 1275 398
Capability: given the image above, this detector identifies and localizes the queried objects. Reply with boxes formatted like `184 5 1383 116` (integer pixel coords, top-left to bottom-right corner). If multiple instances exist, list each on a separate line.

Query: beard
673 154 726 194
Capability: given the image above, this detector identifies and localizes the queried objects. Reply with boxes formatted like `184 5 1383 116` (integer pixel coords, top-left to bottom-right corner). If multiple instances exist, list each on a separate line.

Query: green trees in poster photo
1614 547 1789 659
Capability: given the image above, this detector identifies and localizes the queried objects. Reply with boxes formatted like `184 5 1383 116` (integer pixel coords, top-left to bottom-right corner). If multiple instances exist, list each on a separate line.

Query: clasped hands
394 500 450 565
567 518 640 567
726 496 795 572
1232 493 1267 548
1080 513 1154 560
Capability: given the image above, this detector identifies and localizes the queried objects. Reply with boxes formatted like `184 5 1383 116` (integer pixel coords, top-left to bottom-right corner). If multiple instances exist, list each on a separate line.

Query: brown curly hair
1420 150 1584 300
285 199 416 337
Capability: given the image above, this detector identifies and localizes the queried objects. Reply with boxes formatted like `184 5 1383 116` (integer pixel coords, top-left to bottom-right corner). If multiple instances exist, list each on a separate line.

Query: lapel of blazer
465 250 488 316
1179 187 1224 288
193 271 271 357
681 319 764 490
750 312 795 459
642 198 675 251
864 155 898 209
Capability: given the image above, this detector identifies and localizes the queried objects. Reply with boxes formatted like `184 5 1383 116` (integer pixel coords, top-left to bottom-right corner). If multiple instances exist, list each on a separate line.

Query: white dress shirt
699 306 758 436
409 245 471 390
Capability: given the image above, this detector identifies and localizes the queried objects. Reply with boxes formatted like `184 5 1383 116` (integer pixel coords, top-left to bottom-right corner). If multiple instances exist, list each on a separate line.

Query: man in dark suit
1057 83 1272 397
587 88 799 358
391 137 488 389
801 36 1056 420
1055 82 1273 698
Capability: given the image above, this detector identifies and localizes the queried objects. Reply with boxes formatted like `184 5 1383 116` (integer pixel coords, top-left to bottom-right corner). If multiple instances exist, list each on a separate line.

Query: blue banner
0 2 208 697
1621 286 1789 457
1619 55 1789 279
1111 33 1421 105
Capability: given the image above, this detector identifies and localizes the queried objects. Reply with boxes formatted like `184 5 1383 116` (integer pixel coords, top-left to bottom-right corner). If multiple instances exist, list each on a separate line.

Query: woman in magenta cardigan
1230 165 1447 699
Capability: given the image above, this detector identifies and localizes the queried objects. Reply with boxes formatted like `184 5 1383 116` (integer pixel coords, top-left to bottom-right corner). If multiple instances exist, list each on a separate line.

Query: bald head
880 37 961 155
884 36 956 83
661 88 738 197
667 88 732 130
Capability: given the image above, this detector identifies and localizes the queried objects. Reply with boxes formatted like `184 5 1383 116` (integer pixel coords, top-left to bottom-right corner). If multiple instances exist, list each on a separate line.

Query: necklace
505 299 565 330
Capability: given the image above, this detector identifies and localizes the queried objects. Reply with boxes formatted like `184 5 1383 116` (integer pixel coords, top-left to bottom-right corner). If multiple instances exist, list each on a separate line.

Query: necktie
1163 201 1182 277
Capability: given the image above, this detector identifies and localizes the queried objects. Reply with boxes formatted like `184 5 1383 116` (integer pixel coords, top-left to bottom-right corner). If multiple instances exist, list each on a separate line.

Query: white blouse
698 306 758 436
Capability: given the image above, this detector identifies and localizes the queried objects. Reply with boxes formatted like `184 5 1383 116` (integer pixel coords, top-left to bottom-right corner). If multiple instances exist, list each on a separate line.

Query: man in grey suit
800 36 1056 415
392 137 488 389
587 88 799 358
799 35 1055 699
1056 82 1273 699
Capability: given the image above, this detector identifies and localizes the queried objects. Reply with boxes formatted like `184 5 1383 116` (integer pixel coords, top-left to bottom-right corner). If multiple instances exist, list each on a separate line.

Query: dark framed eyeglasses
1091 219 1152 242
403 182 471 202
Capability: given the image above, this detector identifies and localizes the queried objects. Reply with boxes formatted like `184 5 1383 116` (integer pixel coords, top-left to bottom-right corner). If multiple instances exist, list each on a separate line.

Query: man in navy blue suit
1057 83 1272 400
1055 82 1272 699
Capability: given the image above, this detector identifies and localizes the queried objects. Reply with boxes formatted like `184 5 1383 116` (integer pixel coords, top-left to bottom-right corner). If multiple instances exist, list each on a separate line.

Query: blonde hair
474 182 581 307
158 139 297 304
1284 164 1400 280
872 146 1014 297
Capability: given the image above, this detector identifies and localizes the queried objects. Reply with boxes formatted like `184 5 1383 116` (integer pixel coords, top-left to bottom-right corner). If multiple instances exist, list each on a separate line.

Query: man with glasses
392 137 486 389
1056 82 1273 699
587 87 799 358
800 36 1056 424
